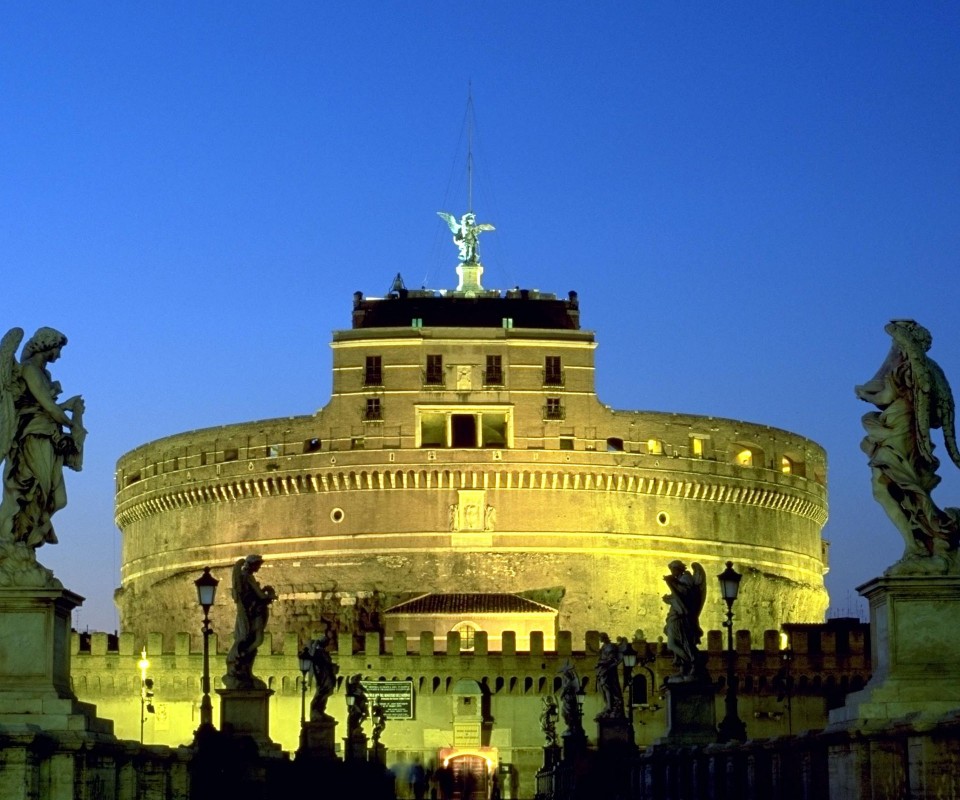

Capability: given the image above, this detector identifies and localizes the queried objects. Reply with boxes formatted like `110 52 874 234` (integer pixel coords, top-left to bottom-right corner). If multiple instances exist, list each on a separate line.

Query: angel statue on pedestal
663 560 707 681
437 211 495 265
0 327 85 557
856 319 960 574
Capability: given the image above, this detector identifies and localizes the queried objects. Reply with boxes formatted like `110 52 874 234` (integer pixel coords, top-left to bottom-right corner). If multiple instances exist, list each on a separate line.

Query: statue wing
476 223 495 232
928 358 960 469
690 562 707 618
437 211 459 233
0 327 24 463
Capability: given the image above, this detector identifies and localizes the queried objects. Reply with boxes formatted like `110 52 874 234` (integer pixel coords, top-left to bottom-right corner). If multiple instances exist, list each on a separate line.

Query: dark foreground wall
536 712 960 800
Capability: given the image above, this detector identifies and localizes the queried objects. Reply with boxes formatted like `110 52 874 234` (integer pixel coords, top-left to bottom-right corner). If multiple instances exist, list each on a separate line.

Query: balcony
423 369 445 388
484 368 504 386
543 369 565 387
543 404 565 421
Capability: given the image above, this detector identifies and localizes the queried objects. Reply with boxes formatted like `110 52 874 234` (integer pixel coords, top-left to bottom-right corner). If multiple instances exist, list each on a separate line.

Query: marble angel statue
856 319 960 573
663 560 707 680
0 327 85 550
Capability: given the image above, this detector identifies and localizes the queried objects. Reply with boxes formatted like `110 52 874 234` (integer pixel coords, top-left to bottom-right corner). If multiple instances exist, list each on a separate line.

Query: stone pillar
656 680 717 745
216 688 280 753
0 587 112 735
344 731 369 762
297 717 338 761
830 574 960 724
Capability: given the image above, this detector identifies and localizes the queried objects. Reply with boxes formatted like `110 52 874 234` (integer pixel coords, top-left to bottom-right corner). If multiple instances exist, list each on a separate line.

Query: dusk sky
3 4 960 634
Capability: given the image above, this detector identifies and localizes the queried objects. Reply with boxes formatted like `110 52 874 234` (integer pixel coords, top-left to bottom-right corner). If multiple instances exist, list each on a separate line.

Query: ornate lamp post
298 646 312 728
621 641 637 746
137 647 154 743
194 567 219 735
717 561 747 742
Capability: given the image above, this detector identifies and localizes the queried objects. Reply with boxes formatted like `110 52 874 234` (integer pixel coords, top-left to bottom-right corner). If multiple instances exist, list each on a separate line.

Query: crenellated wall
71 620 868 798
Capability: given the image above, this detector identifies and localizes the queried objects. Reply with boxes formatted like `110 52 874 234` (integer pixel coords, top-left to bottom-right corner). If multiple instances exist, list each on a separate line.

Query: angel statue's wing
690 562 707 619
0 327 24 464
476 223 495 233
437 211 459 234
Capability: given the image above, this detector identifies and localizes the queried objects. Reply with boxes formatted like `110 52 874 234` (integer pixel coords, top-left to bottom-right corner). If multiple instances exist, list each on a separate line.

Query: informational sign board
362 680 415 720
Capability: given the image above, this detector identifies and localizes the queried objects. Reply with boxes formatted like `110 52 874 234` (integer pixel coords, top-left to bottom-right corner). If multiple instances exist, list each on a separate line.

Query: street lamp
717 561 747 742
137 647 154 743
194 566 219 735
298 646 312 727
621 641 637 746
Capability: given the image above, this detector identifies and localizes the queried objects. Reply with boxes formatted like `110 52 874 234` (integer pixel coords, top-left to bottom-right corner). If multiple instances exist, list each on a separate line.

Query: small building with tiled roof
384 593 558 652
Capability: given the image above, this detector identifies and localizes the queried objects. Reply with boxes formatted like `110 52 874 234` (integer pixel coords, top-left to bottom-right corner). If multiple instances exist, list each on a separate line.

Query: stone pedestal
0 587 112 735
561 729 587 759
369 741 387 766
657 680 717 745
830 574 960 726
596 716 632 749
344 731 368 762
298 717 338 760
216 688 279 752
542 743 562 769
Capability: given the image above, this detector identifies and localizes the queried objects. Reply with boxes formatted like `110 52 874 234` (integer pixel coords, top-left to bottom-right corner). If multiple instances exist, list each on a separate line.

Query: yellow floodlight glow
138 647 149 680
779 632 789 650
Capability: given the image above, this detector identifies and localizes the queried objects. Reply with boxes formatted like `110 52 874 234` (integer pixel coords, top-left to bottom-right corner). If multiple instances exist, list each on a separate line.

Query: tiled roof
384 593 557 616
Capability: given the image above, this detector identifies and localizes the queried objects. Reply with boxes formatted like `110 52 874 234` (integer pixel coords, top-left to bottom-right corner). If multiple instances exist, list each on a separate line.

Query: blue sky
3 4 959 632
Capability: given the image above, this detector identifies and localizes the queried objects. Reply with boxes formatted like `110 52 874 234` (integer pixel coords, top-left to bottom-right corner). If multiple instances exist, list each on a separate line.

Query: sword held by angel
437 211 495 265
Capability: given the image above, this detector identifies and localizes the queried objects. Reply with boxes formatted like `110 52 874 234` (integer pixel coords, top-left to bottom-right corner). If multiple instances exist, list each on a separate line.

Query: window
364 355 382 386
736 449 753 467
691 437 704 458
451 414 477 447
266 445 280 459
544 356 563 386
454 622 477 651
425 354 443 385
485 355 503 385
365 398 382 420
781 456 793 475
606 437 624 452
544 398 564 420
560 437 575 451
418 406 512 449
647 439 663 456
222 448 239 462
351 437 365 450
303 438 321 453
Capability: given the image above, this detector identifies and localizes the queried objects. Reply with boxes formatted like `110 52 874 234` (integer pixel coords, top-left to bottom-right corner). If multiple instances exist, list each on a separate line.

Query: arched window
735 449 753 467
453 622 477 651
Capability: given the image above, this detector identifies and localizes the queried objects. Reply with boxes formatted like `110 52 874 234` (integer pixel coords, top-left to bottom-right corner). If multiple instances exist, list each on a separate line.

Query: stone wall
71 619 868 799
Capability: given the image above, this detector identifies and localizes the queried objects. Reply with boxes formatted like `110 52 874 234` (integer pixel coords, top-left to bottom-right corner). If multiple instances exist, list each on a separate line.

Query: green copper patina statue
437 211 495 264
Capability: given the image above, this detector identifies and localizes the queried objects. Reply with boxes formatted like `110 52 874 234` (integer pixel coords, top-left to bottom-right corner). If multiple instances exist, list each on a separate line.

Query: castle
114 214 829 650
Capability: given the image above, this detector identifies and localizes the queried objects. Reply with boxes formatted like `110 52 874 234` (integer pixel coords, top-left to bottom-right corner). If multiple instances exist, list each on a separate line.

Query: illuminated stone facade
115 278 829 648
69 621 869 798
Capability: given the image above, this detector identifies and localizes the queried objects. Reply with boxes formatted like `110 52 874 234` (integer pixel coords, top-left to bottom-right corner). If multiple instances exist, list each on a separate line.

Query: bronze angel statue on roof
0 327 85 550
856 319 960 574
437 211 495 264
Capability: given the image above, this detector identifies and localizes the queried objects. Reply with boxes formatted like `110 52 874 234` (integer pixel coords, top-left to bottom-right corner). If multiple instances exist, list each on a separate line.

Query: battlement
71 619 869 700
